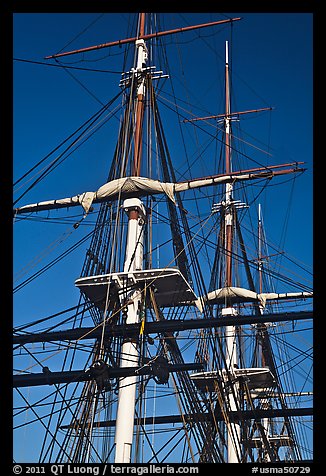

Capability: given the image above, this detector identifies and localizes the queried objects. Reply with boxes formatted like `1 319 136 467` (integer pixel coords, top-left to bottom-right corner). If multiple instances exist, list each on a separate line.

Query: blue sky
12 12 313 462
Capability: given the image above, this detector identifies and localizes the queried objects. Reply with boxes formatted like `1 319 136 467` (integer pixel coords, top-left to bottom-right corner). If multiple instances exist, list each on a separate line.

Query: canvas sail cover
13 170 291 215
201 286 313 308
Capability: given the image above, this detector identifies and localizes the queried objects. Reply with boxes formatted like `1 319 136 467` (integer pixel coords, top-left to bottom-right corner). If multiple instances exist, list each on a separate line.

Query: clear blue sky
12 12 313 462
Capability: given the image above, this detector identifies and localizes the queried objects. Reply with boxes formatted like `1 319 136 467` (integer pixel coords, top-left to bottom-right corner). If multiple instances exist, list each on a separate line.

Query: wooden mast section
133 13 146 177
222 40 242 463
184 43 283 463
224 40 233 288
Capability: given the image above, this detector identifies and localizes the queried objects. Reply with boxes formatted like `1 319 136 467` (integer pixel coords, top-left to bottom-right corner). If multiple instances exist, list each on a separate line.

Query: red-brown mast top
132 12 146 176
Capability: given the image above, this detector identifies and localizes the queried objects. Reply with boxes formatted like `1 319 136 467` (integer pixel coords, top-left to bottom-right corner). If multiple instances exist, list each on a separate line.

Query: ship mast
224 41 233 288
257 203 271 461
222 40 242 463
114 12 147 464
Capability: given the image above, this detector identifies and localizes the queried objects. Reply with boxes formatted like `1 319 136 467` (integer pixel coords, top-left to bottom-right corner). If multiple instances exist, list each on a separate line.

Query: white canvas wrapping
203 286 313 307
13 170 285 215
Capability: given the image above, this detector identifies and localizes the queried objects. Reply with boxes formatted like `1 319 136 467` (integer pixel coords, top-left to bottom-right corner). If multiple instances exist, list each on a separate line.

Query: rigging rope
14 57 122 74
14 90 123 203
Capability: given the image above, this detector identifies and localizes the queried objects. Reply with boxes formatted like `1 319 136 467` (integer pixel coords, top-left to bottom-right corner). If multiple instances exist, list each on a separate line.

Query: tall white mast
113 198 146 463
223 40 242 463
114 13 148 464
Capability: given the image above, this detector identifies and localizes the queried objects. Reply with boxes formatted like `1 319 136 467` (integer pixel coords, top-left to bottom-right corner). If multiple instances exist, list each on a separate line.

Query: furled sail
13 164 304 215
200 286 313 308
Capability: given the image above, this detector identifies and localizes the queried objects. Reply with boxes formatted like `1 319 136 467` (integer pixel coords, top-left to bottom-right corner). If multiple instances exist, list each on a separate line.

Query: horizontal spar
13 310 313 346
13 164 305 215
61 407 313 429
13 362 203 388
45 18 242 59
